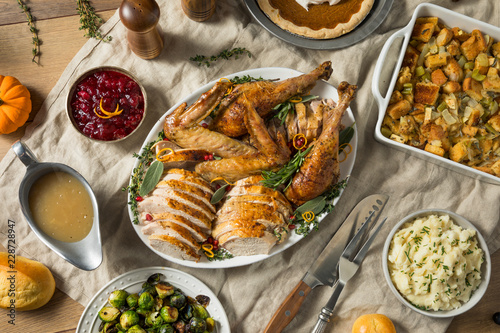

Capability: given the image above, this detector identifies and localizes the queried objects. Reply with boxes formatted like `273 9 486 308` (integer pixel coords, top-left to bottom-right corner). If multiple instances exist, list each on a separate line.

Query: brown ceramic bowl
66 66 147 143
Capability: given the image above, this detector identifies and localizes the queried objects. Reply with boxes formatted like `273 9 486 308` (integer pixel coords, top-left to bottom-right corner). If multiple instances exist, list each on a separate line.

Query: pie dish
257 0 375 39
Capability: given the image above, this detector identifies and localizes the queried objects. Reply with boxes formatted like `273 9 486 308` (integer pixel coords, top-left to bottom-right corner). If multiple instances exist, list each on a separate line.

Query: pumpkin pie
257 0 375 39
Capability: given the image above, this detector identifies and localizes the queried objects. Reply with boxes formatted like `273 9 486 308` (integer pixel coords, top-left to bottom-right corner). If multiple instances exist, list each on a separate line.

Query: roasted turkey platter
127 64 358 268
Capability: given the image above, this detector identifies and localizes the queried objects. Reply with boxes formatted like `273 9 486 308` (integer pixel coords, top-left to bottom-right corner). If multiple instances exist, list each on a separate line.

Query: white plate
76 266 230 333
128 67 357 268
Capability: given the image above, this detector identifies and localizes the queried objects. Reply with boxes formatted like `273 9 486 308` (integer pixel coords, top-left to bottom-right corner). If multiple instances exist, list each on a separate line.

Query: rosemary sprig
190 47 252 67
122 131 166 224
230 75 264 85
76 0 112 42
17 0 40 64
272 95 318 125
261 145 313 190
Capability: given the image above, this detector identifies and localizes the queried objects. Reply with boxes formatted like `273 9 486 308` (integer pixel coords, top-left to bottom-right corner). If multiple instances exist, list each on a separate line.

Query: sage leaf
139 160 164 197
211 184 229 204
339 124 355 154
296 196 326 215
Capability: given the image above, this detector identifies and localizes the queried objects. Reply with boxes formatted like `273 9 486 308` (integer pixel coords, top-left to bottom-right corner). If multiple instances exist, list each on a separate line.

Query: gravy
29 171 94 242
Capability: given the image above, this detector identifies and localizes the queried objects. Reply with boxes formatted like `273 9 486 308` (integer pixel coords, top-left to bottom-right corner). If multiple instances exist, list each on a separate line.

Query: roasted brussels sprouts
181 304 194 321
146 273 164 285
108 290 129 308
135 307 151 317
145 311 163 327
188 317 207 333
160 305 179 323
154 296 164 311
158 323 175 333
99 306 121 322
115 323 126 332
170 293 187 309
119 310 140 329
206 317 215 332
195 295 210 308
192 304 209 320
127 293 140 308
127 324 147 333
173 320 186 333
155 281 175 299
139 291 155 310
140 283 157 297
100 321 118 333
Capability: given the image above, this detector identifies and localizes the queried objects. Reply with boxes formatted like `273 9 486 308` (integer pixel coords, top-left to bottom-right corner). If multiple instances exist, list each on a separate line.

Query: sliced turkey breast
154 179 213 209
217 224 277 256
142 221 201 251
222 195 292 221
213 218 288 244
138 196 212 232
225 185 292 213
150 187 215 219
159 170 214 195
141 215 209 242
149 235 201 261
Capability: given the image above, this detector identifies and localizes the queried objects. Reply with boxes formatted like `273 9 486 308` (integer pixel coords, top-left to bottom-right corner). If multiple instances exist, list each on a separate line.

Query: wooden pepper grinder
181 0 216 22
119 0 164 59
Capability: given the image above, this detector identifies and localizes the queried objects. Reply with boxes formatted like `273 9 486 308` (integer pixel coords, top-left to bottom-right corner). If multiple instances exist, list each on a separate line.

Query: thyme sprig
122 131 166 224
76 0 112 42
17 0 40 64
206 248 234 261
190 47 252 67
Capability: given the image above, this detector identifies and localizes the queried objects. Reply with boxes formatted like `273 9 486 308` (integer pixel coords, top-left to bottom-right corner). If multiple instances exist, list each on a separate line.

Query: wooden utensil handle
264 280 312 333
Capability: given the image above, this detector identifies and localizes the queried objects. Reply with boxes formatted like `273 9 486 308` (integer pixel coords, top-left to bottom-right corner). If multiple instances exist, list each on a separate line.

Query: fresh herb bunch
206 248 234 261
291 178 348 236
261 145 313 190
190 47 252 67
122 131 166 224
17 0 40 64
272 95 318 125
76 0 112 42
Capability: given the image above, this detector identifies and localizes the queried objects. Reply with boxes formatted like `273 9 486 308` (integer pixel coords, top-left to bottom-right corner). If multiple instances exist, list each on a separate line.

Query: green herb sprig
122 131 166 224
17 0 40 64
272 95 318 125
206 248 234 261
190 47 252 67
230 75 264 85
291 178 348 236
261 145 313 190
76 0 112 42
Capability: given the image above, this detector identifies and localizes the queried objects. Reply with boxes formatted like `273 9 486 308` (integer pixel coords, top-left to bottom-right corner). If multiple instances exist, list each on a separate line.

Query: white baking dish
372 3 500 185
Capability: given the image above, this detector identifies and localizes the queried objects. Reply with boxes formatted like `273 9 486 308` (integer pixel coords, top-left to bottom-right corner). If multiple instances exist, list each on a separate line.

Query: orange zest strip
302 211 315 222
202 244 214 258
93 106 113 119
292 133 307 150
338 143 353 163
210 177 235 186
289 96 302 103
99 98 123 116
156 148 175 161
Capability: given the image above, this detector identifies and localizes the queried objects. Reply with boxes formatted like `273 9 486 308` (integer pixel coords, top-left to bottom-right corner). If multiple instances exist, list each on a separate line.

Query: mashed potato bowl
382 209 491 318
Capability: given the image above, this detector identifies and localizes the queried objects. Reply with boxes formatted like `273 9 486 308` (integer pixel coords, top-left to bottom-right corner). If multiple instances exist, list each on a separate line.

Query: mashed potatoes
388 214 484 311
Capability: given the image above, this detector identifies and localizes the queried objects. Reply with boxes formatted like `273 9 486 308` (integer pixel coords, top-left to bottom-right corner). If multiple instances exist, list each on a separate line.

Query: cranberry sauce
70 70 145 141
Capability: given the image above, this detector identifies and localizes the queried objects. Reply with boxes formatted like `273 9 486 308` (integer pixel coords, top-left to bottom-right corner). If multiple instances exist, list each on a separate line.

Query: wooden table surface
0 1 499 332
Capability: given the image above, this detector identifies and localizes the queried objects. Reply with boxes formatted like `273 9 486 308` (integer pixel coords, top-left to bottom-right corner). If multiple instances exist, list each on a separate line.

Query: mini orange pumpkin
0 75 32 134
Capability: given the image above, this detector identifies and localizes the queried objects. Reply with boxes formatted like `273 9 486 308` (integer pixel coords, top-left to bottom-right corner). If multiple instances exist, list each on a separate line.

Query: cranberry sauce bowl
66 67 147 142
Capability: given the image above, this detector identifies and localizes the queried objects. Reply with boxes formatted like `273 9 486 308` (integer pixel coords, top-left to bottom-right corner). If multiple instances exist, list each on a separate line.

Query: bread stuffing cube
449 141 468 162
442 81 462 94
412 23 435 42
452 27 471 42
431 69 448 86
491 160 500 176
414 82 440 105
463 77 483 101
425 53 449 69
402 45 420 73
460 31 487 61
488 114 500 132
425 143 445 157
436 28 453 46
387 100 412 120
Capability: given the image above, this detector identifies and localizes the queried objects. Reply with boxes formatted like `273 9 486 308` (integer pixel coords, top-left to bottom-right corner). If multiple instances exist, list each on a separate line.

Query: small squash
0 75 32 134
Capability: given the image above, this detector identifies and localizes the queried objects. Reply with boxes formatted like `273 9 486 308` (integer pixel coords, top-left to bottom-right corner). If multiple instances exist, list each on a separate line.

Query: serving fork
311 213 388 333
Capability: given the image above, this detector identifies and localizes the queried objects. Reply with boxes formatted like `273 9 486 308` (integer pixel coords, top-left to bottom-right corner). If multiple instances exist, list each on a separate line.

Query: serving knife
263 194 389 333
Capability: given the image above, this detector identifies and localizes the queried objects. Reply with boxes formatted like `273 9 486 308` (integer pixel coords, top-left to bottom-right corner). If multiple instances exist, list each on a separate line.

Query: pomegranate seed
288 224 296 230
207 154 214 161
213 240 219 246
213 245 219 251
289 215 295 220
145 214 153 221
296 137 305 147
163 137 170 141
204 155 210 161
207 237 213 244
135 196 143 202
201 123 208 128
215 184 221 190
225 186 231 191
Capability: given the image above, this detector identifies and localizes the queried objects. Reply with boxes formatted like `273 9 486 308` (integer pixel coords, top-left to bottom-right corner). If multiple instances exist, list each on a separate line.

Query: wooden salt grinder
119 0 164 59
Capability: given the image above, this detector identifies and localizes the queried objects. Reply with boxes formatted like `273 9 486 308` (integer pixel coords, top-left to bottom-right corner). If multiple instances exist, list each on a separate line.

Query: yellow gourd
0 75 32 134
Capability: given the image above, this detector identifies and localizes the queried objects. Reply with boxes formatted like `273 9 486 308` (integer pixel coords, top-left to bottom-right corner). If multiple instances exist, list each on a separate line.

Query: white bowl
371 3 500 185
382 209 491 318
